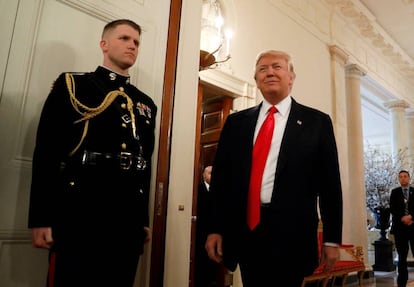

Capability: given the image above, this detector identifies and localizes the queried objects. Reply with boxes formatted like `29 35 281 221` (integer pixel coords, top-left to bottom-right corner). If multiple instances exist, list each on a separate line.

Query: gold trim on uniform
65 73 139 156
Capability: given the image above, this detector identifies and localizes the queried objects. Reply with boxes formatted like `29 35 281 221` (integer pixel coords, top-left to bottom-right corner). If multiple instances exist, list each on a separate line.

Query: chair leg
341 274 348 287
331 276 337 287
357 271 365 287
321 276 332 287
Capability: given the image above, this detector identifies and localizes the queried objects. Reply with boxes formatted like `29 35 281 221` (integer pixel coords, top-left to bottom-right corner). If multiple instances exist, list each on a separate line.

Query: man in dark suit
205 50 343 286
390 170 414 287
28 19 157 287
195 166 219 287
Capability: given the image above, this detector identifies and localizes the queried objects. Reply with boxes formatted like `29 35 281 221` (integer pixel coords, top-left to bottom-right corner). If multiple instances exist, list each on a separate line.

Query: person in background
205 50 343 286
390 170 414 287
194 165 219 287
28 19 157 287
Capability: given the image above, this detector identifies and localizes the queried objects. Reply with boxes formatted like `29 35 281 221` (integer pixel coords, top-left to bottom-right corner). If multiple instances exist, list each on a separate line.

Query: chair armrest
338 244 364 262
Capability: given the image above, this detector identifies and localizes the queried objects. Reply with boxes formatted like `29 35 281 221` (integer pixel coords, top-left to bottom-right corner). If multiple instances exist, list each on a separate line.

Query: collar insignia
109 72 116 81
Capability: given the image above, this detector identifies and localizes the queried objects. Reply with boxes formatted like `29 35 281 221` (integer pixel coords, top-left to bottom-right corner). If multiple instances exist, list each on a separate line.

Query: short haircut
399 170 410 177
102 19 142 38
254 50 295 78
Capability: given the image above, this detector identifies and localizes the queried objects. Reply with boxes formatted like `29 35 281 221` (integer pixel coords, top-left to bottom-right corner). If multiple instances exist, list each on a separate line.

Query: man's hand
401 214 414 225
143 227 151 243
31 227 53 249
320 245 339 271
205 233 223 263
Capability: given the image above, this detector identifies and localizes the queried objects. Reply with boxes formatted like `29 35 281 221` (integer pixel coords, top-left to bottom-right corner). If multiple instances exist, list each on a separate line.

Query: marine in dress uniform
28 65 157 287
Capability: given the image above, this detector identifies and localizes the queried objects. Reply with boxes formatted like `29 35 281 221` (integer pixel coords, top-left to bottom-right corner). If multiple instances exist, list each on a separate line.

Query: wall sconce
199 0 232 71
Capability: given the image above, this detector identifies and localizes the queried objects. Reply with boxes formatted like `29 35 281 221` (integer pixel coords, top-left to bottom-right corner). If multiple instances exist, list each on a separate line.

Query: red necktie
247 106 277 230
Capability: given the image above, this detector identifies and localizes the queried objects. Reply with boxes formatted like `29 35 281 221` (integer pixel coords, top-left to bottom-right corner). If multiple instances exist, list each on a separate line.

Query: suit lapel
245 104 261 140
240 104 261 181
408 186 413 200
275 99 304 179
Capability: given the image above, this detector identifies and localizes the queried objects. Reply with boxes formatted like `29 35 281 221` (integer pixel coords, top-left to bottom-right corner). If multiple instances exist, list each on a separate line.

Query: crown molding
325 0 414 84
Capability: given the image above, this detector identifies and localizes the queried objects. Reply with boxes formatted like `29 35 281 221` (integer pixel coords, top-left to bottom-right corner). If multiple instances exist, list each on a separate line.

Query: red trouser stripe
47 251 56 287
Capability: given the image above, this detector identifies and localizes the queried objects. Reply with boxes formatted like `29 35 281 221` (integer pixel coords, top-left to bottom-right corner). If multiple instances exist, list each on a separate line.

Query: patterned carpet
397 279 414 287
372 271 414 286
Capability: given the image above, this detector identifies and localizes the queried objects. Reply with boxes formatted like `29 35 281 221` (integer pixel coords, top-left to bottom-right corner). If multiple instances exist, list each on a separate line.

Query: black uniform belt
81 150 147 171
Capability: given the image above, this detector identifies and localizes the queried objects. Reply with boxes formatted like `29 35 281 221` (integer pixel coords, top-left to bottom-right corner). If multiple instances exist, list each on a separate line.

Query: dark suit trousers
238 206 304 287
394 226 414 287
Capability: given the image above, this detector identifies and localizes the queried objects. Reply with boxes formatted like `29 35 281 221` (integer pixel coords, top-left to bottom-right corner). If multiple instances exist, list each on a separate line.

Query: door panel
200 95 232 168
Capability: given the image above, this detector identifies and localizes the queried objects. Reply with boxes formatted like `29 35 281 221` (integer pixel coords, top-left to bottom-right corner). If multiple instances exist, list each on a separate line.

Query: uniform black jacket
28 66 157 250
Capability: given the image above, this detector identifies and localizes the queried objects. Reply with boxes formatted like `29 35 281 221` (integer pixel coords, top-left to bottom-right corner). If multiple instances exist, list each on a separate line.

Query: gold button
121 143 127 150
122 123 127 128
119 87 124 92
121 103 126 109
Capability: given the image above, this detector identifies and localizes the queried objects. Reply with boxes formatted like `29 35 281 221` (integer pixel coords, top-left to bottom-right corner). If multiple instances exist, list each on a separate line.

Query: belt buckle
120 152 133 170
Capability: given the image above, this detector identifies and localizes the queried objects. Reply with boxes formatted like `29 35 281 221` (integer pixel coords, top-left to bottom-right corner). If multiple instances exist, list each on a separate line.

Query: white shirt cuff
323 242 339 247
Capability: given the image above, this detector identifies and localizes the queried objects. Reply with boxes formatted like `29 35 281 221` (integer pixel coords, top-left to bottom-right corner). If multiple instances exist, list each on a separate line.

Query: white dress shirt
253 96 291 204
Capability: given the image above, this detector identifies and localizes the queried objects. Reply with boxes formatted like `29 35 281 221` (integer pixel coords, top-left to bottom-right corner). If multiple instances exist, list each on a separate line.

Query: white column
384 100 409 158
329 46 370 265
344 63 369 264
